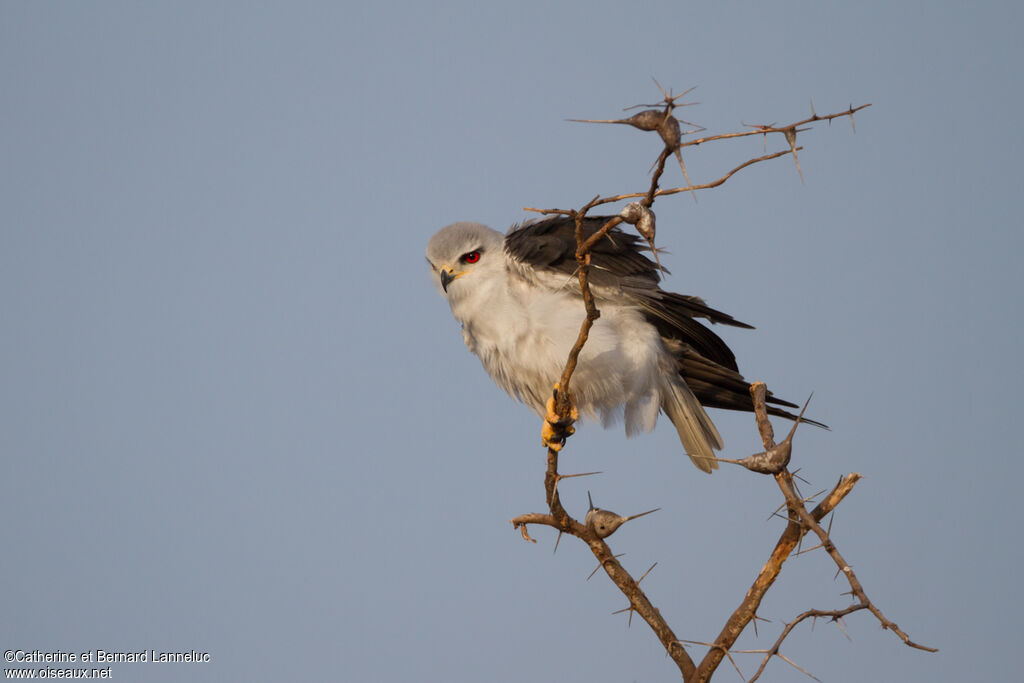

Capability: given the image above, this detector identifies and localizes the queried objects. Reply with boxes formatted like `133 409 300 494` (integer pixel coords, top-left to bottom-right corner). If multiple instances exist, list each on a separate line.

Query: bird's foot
542 384 578 451
542 420 573 451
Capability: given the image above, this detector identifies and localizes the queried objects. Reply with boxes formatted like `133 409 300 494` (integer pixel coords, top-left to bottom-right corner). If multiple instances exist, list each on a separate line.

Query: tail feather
662 379 722 473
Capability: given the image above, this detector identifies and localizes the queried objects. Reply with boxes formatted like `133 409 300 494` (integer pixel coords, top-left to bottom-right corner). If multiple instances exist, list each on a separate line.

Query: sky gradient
2 2 1021 681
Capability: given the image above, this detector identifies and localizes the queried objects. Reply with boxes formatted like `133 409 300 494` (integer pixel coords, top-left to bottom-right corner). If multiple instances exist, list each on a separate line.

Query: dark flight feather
504 215 826 428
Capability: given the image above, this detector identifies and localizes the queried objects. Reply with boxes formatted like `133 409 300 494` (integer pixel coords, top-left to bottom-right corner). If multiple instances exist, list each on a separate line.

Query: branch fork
509 91 929 681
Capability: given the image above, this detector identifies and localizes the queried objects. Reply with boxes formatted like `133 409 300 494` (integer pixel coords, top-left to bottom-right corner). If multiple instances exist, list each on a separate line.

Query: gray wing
504 215 825 427
504 215 659 287
505 216 749 366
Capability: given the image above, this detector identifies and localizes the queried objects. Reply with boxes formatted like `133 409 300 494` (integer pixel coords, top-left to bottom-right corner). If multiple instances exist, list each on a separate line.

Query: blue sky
2 2 1021 681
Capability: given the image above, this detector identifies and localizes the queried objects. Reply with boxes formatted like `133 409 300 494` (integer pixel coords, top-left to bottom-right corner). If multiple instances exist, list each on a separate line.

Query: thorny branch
510 89 931 681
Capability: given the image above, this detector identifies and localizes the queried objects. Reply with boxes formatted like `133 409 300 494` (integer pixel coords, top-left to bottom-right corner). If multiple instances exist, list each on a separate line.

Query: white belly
452 276 666 435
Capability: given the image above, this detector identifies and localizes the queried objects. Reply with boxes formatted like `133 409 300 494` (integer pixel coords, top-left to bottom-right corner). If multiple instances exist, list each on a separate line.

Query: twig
509 93 930 682
776 472 938 653
748 604 867 682
596 148 801 208
679 103 871 150
692 472 861 682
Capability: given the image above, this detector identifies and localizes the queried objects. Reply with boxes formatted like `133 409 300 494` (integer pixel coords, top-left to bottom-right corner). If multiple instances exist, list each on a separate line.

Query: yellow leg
542 384 578 451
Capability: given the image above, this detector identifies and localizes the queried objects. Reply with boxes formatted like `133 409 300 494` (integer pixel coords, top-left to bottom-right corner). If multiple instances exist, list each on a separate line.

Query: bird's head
425 222 504 296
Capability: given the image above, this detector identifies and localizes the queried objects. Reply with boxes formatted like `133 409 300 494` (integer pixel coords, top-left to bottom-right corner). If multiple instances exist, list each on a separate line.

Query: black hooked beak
440 268 455 292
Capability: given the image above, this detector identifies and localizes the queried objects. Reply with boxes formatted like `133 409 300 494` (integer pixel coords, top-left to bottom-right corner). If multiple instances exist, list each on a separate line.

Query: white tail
662 380 722 473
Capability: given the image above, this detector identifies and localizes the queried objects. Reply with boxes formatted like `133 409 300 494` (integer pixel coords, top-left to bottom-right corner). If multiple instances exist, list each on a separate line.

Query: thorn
624 508 661 523
834 617 853 642
795 542 824 556
805 488 827 505
652 76 668 101
637 80 697 109
780 393 813 443
648 241 666 276
564 471 603 478
587 552 625 580
612 603 637 627
553 471 599 498
638 562 658 582
612 564 657 628
566 117 633 124
776 653 821 681
752 612 771 638
673 148 697 202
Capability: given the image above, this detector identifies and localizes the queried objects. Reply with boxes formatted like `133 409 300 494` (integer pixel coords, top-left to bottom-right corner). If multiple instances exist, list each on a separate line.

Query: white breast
447 256 668 435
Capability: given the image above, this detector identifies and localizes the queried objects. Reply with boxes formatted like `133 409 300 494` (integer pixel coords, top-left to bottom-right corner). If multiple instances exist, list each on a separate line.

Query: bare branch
596 148 801 207
776 472 939 653
680 103 871 149
748 604 868 682
693 471 862 682
509 90 930 682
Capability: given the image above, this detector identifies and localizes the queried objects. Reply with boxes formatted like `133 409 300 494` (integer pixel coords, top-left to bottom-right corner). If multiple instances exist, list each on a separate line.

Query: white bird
425 216 818 472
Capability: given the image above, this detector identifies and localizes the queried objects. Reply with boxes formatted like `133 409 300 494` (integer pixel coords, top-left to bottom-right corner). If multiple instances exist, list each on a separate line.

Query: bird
425 215 820 473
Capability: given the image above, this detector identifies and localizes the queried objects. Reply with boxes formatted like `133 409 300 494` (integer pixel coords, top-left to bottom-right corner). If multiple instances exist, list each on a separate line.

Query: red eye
461 251 481 264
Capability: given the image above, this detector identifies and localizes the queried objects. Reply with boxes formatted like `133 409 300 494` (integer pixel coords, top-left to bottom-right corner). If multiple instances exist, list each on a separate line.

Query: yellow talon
542 384 577 451
542 421 564 451
544 396 560 427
